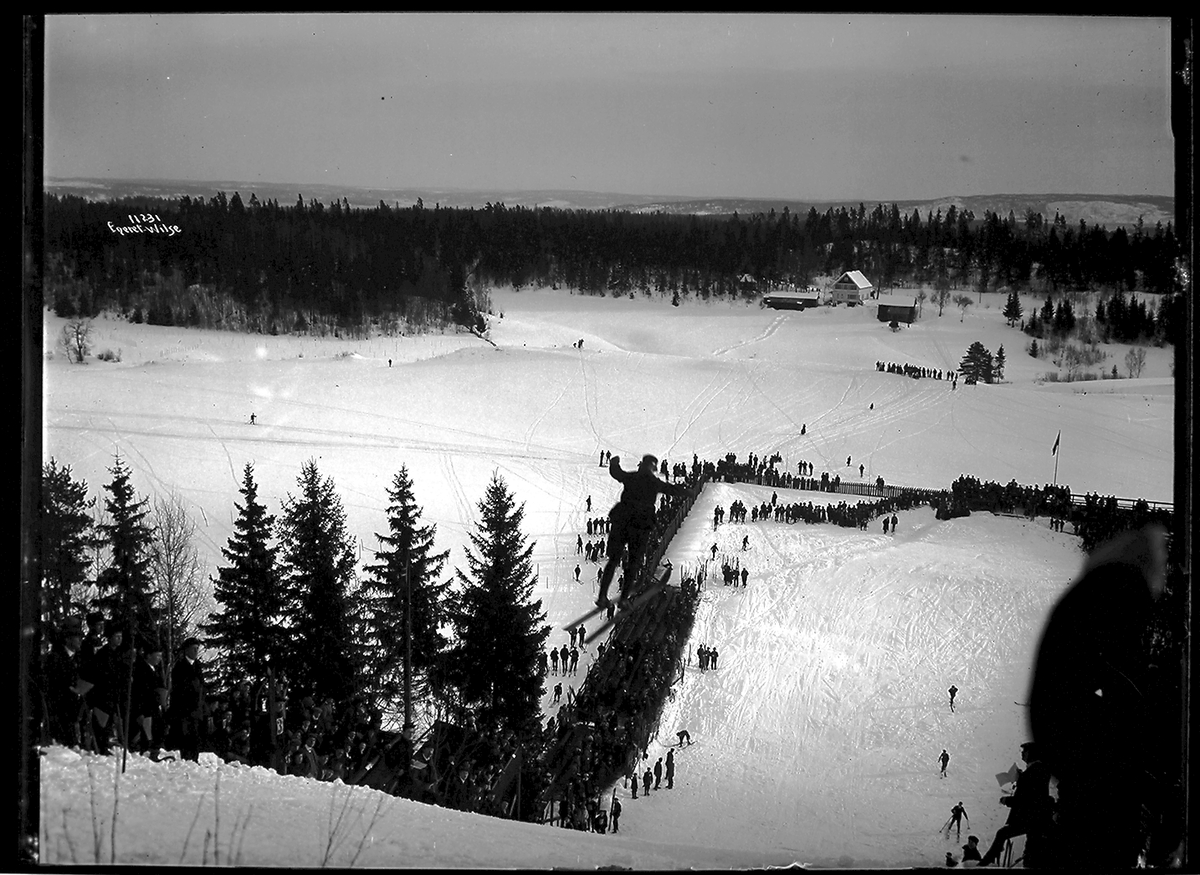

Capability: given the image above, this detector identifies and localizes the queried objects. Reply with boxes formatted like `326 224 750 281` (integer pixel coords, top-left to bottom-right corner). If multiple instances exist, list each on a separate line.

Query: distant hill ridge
44 178 1173 228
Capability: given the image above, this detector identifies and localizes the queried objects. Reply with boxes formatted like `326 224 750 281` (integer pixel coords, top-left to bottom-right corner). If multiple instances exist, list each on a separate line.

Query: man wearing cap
978 741 1053 866
40 617 87 746
131 639 169 759
961 835 983 863
595 453 691 608
169 637 208 762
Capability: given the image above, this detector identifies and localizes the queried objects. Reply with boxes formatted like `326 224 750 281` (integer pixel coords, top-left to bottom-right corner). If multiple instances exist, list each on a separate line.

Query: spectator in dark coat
978 743 1053 866
642 767 652 796
80 622 131 754
653 757 663 790
130 640 168 758
665 748 675 789
610 795 622 832
40 617 87 747
80 612 105 664
961 835 982 863
169 637 208 761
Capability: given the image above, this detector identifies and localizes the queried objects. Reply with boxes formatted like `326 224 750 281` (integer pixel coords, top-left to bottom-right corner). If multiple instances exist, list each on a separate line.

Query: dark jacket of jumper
610 459 686 526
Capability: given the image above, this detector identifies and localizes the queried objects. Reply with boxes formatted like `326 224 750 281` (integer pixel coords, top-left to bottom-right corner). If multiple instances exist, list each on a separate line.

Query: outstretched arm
608 456 631 483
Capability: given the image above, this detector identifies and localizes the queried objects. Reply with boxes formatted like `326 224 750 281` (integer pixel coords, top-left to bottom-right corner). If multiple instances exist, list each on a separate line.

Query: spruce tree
1053 299 1075 335
445 473 550 735
41 459 97 628
994 344 1006 383
958 341 995 384
1002 289 1023 327
202 464 284 689
361 466 450 707
1040 296 1055 328
276 459 360 703
95 456 158 639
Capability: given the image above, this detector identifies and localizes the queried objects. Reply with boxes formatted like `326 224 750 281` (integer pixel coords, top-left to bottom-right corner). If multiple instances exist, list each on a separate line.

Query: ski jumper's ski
561 601 610 633
583 562 673 644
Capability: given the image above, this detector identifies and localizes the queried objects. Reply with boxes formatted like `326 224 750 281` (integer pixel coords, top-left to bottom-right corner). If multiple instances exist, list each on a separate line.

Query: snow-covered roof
873 294 918 308
833 270 874 290
763 289 820 299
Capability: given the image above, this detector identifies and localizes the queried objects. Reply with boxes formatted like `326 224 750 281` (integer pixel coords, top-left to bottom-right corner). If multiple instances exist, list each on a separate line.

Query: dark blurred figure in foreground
1029 523 1183 868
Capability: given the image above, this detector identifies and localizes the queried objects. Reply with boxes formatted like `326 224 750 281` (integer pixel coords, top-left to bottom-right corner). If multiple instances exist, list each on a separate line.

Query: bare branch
149 491 208 662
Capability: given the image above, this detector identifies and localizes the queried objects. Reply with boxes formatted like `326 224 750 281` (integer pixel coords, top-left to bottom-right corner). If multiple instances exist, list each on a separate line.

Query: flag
1051 431 1060 455
995 762 1021 787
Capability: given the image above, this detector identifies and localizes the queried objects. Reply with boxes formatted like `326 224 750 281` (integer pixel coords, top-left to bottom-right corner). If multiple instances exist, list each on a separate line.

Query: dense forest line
43 193 1184 339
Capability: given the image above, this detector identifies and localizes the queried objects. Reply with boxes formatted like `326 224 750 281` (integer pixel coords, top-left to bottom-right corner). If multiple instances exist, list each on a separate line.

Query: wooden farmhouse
828 270 874 306
873 294 919 325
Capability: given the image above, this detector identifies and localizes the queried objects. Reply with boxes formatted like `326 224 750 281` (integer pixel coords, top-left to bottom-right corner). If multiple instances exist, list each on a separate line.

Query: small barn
874 294 919 325
828 270 874 306
762 288 821 310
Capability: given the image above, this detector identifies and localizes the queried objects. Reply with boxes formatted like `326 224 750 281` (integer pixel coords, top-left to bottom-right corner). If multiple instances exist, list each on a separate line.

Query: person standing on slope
948 684 959 712
594 454 690 608
947 801 969 838
939 749 951 778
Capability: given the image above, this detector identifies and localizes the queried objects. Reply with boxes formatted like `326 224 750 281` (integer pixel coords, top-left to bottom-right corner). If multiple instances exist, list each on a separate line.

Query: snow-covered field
38 288 1173 867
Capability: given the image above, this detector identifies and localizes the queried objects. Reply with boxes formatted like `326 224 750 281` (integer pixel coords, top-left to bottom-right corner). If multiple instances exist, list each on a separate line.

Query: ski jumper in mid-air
595 454 689 608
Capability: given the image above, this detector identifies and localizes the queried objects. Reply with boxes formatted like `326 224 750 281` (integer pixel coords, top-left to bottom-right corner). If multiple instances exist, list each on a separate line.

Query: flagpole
1052 430 1061 486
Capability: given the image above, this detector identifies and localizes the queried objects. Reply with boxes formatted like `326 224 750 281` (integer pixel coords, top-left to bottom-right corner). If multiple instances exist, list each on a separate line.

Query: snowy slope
37 287 1171 867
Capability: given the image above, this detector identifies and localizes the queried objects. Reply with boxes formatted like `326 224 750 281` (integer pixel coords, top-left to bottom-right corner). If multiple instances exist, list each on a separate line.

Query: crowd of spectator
946 475 1171 552
41 443 1170 844
876 360 947 380
36 615 401 787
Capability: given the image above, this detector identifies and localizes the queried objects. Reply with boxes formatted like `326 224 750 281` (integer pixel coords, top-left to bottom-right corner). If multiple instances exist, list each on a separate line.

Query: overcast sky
43 14 1173 201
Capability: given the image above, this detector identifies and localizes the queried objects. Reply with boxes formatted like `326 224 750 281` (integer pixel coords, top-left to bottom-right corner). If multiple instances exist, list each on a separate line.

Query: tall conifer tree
1002 289 1023 327
446 474 549 735
958 341 995 384
276 460 359 703
95 456 157 639
361 466 450 707
203 464 284 688
41 459 96 628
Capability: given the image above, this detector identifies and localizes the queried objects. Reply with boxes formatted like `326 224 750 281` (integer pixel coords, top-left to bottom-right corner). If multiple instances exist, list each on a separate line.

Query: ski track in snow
522 363 572 457
39 290 1170 868
710 312 790 357
438 451 474 539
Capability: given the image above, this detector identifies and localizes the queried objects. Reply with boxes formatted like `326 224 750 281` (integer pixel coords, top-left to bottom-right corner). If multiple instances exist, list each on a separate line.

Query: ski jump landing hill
537 478 704 823
538 466 939 823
